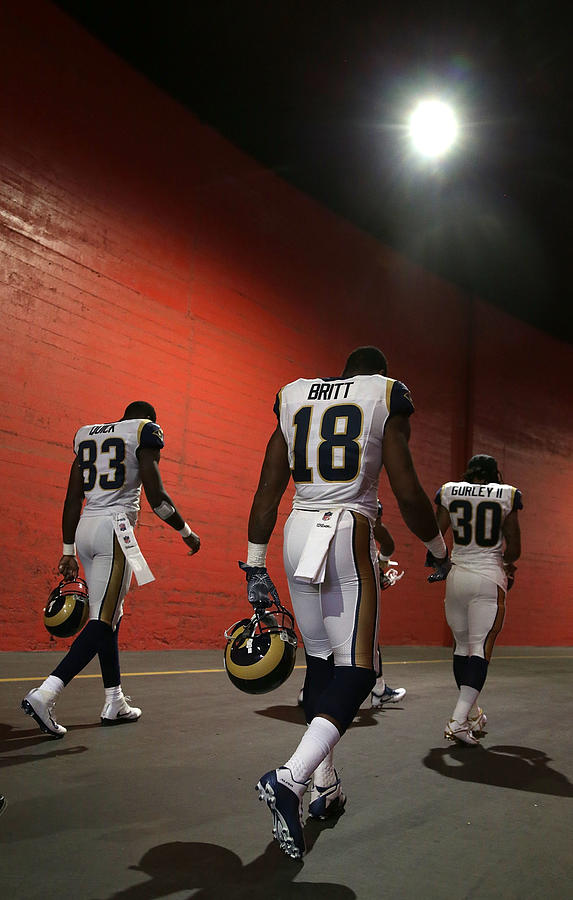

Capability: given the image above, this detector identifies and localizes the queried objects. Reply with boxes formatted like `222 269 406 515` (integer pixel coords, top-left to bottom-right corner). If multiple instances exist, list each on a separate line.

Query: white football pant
283 508 379 668
75 515 133 629
445 565 506 660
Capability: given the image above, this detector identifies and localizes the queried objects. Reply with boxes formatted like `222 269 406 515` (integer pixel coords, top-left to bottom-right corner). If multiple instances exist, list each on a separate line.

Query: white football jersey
73 418 165 522
436 481 523 589
276 374 414 520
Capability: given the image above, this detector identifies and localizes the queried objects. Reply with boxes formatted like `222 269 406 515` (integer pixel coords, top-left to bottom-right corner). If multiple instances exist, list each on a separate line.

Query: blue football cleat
256 766 308 859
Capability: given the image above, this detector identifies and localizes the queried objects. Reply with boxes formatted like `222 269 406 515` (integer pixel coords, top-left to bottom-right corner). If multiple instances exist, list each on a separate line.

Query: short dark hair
342 346 387 377
463 454 502 484
122 401 157 422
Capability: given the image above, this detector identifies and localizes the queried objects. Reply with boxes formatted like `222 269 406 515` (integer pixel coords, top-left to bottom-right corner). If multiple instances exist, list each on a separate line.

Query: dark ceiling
54 0 572 341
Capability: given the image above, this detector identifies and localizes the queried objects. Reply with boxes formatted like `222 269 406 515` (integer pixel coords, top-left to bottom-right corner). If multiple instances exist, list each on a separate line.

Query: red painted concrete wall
1 1 572 651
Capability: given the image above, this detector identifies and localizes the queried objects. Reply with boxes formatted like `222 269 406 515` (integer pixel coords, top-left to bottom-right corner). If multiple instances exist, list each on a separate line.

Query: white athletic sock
374 674 386 694
313 750 336 788
39 675 64 698
105 685 122 703
452 686 480 723
284 717 341 784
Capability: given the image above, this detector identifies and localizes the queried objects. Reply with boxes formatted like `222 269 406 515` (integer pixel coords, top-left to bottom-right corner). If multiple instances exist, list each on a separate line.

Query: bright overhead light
408 99 458 158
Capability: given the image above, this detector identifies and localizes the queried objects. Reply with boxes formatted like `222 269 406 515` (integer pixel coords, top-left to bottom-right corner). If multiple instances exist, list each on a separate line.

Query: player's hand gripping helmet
224 598 298 695
44 578 89 638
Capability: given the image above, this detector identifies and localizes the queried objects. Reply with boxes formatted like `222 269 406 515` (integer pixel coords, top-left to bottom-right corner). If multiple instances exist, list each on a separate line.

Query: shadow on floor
0 720 99 758
253 703 401 728
423 744 573 796
96 824 356 899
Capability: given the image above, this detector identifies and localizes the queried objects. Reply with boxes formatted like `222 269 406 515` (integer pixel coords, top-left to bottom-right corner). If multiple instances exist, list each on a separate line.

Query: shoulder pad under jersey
512 488 523 511
273 391 281 422
389 380 415 416
139 420 165 450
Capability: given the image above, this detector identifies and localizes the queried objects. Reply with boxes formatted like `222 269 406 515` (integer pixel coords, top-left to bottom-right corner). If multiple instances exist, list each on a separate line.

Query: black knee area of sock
97 619 121 688
302 652 334 724
315 666 376 734
463 655 489 691
453 654 469 689
52 620 112 685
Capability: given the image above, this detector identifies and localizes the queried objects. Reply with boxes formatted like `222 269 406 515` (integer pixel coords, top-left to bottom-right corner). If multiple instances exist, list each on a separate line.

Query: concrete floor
1 646 572 900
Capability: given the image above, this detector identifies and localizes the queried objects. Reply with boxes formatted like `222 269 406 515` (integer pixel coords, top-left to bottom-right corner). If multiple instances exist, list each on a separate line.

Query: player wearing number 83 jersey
21 401 200 739
74 417 165 523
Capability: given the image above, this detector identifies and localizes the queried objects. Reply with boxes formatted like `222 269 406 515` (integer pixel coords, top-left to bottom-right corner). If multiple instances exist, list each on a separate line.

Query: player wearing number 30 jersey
435 454 522 746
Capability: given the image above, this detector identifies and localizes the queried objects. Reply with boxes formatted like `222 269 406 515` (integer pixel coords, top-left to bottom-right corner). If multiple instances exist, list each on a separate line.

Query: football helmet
463 454 502 484
44 578 89 638
224 599 297 695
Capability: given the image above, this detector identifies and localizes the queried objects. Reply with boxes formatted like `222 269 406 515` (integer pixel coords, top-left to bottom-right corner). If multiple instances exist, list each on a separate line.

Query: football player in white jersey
241 346 450 858
22 401 200 738
434 454 522 745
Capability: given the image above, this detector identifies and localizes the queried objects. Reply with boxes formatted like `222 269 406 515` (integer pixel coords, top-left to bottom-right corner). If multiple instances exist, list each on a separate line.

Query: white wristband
424 534 447 559
378 552 391 563
247 541 268 567
178 523 192 538
62 543 76 556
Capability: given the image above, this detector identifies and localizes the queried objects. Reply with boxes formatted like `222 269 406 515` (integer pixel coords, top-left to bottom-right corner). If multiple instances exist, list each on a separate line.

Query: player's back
437 481 522 586
74 418 164 521
277 374 413 520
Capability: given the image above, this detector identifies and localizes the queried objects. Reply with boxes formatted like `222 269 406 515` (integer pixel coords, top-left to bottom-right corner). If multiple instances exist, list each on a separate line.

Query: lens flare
408 99 458 157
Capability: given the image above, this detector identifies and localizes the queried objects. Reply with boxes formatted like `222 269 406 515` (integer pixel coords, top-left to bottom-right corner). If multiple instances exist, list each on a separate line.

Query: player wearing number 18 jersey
241 346 448 858
22 401 200 738
276 373 414 518
435 454 522 745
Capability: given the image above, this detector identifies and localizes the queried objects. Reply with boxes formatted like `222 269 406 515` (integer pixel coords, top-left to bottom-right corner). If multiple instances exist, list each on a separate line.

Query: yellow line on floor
1 655 571 684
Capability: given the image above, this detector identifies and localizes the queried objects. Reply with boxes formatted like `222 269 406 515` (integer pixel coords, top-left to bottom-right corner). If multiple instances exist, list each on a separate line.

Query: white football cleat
444 718 480 746
468 707 487 733
308 771 346 820
101 695 142 726
21 688 67 738
371 685 407 707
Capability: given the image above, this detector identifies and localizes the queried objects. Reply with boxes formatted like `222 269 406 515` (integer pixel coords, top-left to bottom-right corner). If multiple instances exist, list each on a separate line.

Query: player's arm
502 509 521 567
138 447 200 554
373 519 395 558
58 457 85 580
382 414 449 576
239 425 291 608
383 415 444 543
436 505 451 537
247 425 291 546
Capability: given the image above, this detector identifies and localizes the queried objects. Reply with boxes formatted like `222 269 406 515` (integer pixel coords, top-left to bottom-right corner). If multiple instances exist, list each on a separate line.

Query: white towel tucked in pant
293 509 343 584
